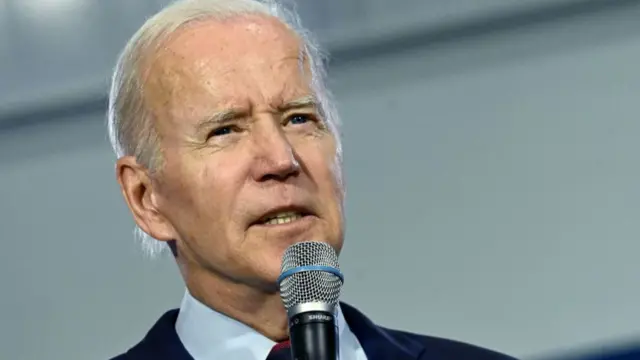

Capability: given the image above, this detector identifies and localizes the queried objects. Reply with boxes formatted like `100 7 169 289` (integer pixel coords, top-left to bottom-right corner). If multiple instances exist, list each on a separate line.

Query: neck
180 262 289 342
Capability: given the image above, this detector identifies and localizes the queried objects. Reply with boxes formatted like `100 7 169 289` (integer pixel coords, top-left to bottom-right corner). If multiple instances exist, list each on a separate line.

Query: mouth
262 211 304 225
253 208 314 227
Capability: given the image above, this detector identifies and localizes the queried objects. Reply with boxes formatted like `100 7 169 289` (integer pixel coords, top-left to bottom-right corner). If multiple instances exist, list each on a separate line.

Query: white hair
107 0 342 257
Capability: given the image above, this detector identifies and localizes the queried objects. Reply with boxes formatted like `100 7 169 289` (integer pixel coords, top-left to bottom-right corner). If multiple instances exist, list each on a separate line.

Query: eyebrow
277 95 318 112
194 108 245 134
194 95 318 134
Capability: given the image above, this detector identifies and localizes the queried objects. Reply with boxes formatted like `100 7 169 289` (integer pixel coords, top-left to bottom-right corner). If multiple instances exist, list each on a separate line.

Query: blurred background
1 0 640 359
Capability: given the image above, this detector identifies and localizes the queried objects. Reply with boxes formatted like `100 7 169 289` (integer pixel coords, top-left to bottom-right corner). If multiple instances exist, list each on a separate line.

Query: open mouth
261 211 305 225
256 209 313 226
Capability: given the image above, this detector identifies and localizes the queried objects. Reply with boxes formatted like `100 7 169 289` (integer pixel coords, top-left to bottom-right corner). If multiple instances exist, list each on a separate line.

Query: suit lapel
130 304 427 360
127 309 194 360
340 302 424 360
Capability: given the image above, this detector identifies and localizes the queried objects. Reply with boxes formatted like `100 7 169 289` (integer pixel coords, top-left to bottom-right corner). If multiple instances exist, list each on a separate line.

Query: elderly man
107 0 516 359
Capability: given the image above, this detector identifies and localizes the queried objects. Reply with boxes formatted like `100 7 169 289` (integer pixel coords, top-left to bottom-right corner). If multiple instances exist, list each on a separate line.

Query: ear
116 156 176 242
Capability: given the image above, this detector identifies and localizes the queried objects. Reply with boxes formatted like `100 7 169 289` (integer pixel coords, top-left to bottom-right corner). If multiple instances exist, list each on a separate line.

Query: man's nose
250 124 300 182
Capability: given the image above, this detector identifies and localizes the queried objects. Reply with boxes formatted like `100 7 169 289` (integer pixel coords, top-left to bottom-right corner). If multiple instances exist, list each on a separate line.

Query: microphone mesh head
279 241 343 311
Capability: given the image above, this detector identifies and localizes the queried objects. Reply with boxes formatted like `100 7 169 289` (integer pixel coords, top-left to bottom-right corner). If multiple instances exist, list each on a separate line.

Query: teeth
264 211 302 225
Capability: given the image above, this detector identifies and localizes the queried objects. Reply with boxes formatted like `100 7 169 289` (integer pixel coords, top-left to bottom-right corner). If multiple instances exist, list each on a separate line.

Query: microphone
277 241 344 360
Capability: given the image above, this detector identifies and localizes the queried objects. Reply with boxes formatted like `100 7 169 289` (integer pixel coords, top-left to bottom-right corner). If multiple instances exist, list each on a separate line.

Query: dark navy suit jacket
550 346 640 360
110 302 516 360
594 348 640 360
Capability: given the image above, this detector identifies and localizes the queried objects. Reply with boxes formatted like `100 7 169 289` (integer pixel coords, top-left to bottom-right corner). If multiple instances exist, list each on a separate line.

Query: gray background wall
1 1 639 359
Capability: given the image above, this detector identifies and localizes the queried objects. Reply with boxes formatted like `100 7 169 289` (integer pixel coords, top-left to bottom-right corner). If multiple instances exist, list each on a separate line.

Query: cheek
193 160 243 216
322 138 343 193
162 156 242 227
159 166 207 229
300 138 343 200
197 154 259 233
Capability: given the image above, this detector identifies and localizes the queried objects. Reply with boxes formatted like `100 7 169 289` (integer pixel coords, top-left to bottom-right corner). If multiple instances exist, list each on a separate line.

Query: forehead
165 15 301 63
144 15 311 124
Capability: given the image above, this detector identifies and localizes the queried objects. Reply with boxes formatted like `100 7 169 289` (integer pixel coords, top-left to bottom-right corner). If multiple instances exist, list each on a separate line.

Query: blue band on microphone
277 265 344 285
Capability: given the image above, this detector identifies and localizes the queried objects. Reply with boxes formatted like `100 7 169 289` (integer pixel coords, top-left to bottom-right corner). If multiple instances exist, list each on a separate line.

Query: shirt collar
175 289 353 360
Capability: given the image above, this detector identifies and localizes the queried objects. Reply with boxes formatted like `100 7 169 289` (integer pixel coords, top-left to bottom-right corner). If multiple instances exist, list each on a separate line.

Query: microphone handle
289 310 338 360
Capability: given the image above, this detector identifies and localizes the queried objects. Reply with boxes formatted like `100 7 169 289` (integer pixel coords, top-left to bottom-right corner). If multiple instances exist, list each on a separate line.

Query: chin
254 267 283 293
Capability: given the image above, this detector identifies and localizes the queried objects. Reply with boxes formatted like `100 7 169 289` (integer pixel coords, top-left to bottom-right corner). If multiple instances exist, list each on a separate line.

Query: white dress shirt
175 290 367 360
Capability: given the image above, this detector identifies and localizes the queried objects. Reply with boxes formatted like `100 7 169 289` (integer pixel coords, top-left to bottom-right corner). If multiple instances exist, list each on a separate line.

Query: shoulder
555 345 640 360
340 302 516 360
105 309 185 360
383 326 517 359
382 326 517 360
107 343 149 360
108 355 129 360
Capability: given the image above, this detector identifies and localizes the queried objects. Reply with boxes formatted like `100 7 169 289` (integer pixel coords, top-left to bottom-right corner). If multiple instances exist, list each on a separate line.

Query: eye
287 114 312 125
210 126 234 137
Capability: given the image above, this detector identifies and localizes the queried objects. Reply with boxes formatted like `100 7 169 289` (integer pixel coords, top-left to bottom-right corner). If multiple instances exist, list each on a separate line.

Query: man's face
143 16 344 290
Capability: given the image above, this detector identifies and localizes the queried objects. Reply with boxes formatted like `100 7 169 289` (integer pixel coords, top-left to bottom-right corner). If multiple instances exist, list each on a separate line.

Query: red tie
267 340 291 360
